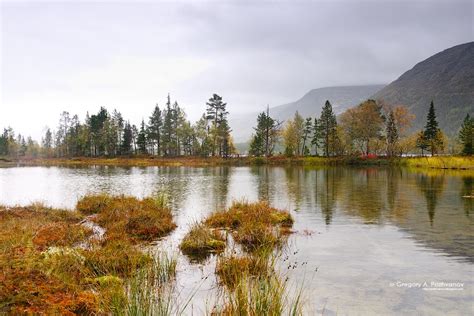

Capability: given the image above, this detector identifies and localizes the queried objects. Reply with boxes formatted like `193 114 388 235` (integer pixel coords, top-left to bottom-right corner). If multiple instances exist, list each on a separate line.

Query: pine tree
137 120 147 154
249 108 280 157
148 104 162 156
319 100 337 157
162 95 174 156
206 94 229 157
458 114 473 155
423 101 441 156
0 129 8 156
302 117 313 156
249 112 266 157
43 128 53 149
249 132 264 157
121 122 133 155
386 110 398 157
311 118 321 156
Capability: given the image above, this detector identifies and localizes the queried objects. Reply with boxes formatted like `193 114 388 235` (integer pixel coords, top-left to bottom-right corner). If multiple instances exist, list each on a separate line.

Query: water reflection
415 172 445 226
462 176 473 216
0 165 472 314
317 168 341 225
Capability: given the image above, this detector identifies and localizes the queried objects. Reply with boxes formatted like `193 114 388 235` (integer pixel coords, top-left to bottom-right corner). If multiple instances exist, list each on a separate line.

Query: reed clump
179 222 226 260
216 253 271 289
211 250 303 316
205 200 293 250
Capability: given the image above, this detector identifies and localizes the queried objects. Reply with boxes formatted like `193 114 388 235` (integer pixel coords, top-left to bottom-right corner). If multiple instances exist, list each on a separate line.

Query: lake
0 165 472 315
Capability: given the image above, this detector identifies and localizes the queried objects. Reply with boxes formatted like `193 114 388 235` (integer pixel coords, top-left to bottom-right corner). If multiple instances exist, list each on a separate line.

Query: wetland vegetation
0 194 303 315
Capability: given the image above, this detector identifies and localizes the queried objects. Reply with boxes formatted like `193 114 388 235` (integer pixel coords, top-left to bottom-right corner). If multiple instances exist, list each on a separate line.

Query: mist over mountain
231 85 385 142
372 42 474 135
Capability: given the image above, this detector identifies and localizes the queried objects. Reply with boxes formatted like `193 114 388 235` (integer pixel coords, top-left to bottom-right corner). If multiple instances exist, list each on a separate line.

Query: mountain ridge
231 84 385 142
372 42 474 134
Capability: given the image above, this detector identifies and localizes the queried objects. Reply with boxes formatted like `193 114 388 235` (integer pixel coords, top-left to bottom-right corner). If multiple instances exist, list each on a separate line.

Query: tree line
0 97 472 159
249 99 472 157
0 93 235 158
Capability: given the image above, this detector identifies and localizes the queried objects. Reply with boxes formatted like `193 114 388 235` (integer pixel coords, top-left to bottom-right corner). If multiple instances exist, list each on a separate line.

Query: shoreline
1 155 473 170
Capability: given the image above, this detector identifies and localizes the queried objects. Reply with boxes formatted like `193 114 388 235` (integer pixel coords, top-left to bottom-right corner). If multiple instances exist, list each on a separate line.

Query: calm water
1 166 473 315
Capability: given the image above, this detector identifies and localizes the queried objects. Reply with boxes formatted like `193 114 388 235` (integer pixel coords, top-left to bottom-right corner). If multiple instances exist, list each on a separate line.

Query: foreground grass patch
0 195 177 314
211 250 304 316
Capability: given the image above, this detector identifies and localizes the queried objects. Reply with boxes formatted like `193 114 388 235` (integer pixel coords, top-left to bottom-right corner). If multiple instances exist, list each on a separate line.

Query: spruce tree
423 101 440 156
148 105 162 156
319 100 337 157
459 114 473 155
137 120 147 154
121 122 133 155
249 108 280 157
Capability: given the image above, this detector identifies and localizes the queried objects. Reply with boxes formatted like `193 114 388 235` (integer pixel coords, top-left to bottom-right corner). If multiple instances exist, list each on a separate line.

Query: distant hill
372 42 474 135
231 85 385 142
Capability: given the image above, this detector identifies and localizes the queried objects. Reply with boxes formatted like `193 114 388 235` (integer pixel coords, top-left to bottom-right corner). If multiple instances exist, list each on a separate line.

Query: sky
1 0 473 141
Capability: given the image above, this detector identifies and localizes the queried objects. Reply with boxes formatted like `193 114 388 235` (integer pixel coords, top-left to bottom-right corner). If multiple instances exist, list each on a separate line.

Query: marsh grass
403 156 474 170
211 249 304 316
215 252 273 289
180 222 226 260
2 196 301 315
76 194 177 242
205 200 293 250
0 195 178 315
125 252 178 316
176 200 302 314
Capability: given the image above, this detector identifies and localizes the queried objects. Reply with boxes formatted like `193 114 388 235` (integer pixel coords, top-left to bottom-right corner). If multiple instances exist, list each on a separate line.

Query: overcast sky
1 0 472 140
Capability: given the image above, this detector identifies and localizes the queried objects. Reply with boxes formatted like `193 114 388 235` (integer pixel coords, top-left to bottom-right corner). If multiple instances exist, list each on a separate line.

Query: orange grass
0 194 177 314
77 194 176 242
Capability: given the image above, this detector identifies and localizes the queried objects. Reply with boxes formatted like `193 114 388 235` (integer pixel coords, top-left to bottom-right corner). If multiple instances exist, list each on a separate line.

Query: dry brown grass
77 194 176 242
0 195 177 314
